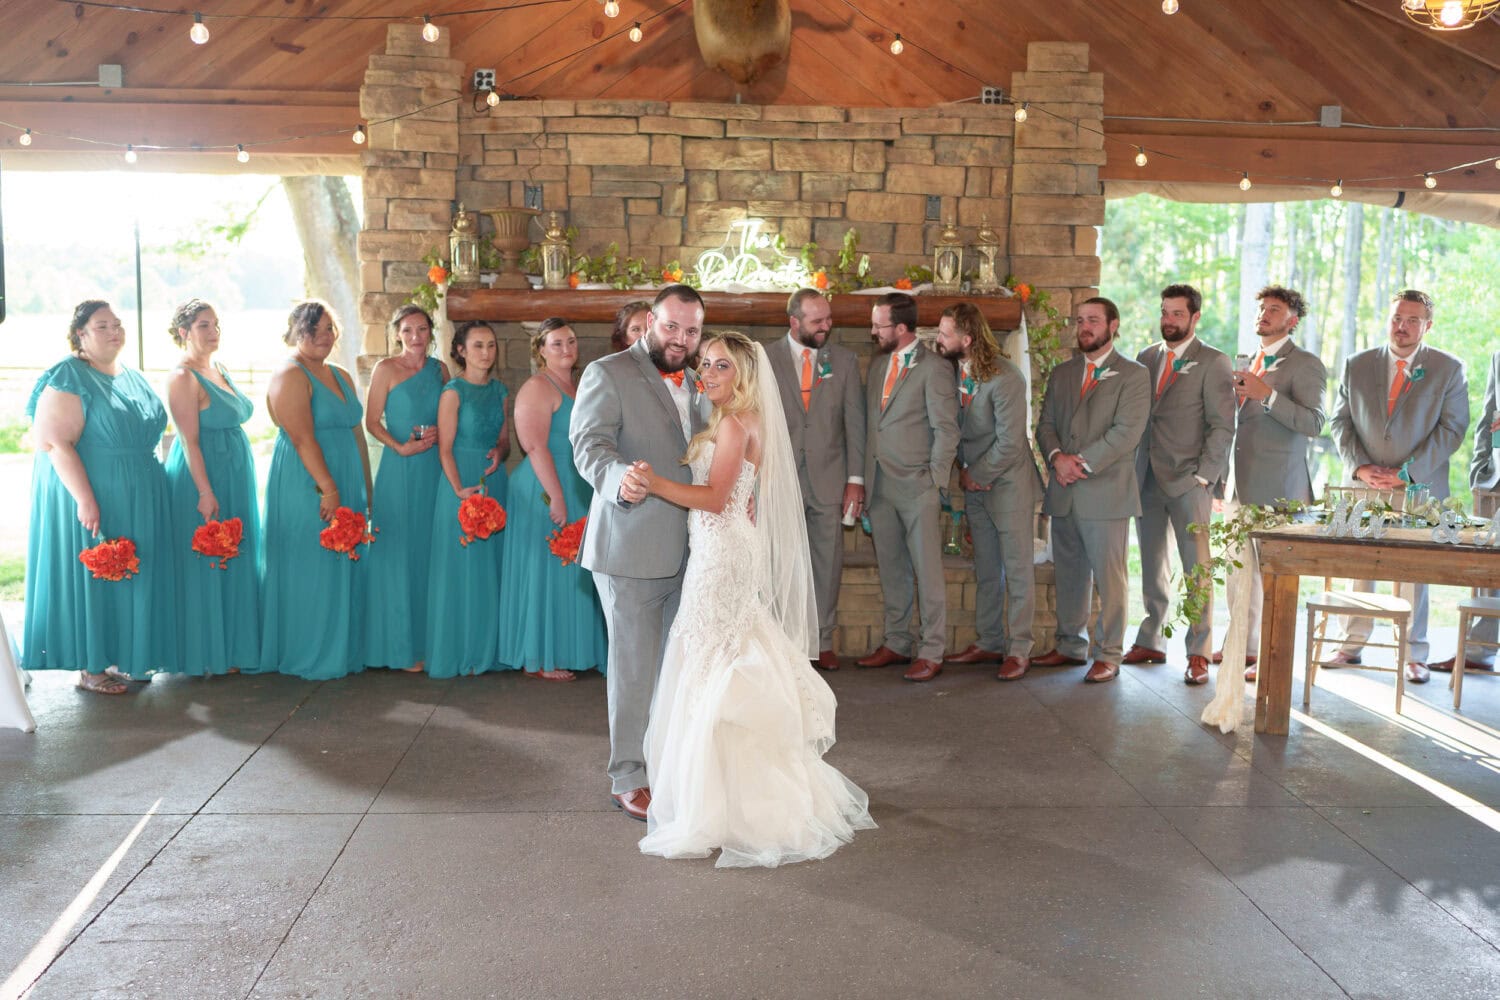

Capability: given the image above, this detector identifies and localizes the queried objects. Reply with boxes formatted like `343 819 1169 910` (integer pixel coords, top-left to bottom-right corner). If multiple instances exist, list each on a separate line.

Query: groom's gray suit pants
593 567 685 795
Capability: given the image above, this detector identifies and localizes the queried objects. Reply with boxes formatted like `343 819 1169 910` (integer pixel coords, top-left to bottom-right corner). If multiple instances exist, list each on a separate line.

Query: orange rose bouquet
192 517 244 570
79 536 140 582
458 492 506 546
319 506 375 561
547 516 588 566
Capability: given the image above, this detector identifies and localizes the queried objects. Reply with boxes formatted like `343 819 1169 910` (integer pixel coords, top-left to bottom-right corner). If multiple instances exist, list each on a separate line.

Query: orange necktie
800 349 813 411
880 353 901 410
1080 361 1097 400
1155 350 1175 398
1250 350 1266 376
1388 358 1407 416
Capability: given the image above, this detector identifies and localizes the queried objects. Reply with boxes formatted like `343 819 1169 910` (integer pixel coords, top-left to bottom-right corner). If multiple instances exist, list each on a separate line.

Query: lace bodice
672 444 762 667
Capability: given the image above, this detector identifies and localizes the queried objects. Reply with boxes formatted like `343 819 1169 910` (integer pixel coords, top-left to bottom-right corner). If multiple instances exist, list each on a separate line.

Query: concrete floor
4 631 1500 1000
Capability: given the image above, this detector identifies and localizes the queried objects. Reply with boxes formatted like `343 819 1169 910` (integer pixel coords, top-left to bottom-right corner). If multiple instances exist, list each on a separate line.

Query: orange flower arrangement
427 264 449 285
319 506 375 561
547 516 588 566
893 277 913 290
79 537 140 582
1013 282 1033 304
192 517 244 570
568 272 581 289
662 265 684 283
458 493 506 546
812 269 829 290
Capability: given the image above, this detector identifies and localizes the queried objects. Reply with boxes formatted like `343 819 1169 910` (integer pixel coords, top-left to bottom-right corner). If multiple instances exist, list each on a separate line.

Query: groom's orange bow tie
661 369 685 387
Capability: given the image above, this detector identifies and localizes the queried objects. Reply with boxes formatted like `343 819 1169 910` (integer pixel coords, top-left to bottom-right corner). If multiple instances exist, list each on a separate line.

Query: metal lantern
541 212 571 290
448 203 481 287
933 220 964 294
972 218 1001 294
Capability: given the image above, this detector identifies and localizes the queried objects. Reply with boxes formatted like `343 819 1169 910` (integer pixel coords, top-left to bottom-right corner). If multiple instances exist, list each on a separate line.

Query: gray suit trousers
1134 474 1213 656
868 485 947 661
805 494 844 649
1051 514 1129 663
1340 581 1430 664
593 568 684 794
966 490 1035 658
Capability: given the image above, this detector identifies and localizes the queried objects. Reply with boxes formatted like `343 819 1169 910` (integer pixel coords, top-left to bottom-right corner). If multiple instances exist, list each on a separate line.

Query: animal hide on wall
694 0 792 84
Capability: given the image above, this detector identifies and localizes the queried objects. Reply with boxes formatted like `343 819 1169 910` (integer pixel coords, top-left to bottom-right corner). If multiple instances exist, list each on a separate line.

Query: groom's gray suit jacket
570 338 709 578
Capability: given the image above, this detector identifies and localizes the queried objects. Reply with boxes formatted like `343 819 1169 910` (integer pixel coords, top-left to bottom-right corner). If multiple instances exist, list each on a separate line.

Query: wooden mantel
445 288 1023 331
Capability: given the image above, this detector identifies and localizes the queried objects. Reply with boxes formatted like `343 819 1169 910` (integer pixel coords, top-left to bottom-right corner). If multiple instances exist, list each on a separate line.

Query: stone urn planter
484 207 540 290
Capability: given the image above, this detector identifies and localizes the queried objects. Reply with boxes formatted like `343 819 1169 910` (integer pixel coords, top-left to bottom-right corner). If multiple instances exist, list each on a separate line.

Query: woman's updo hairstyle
530 317 572 372
389 304 435 352
284 300 337 347
169 299 215 348
450 321 495 372
68 300 111 353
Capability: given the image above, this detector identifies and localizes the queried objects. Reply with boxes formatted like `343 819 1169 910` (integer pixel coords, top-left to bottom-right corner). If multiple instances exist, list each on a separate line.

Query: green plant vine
1162 500 1307 640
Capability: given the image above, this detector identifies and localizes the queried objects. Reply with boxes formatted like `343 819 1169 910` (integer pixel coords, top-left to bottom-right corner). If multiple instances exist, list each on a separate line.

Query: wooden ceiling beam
1341 0 1500 76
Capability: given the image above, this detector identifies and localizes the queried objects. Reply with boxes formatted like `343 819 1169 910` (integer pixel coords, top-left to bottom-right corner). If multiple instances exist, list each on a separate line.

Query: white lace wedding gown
639 446 875 868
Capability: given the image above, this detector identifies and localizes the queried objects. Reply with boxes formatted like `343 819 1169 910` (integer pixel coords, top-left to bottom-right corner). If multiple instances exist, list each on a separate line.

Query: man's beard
647 338 686 373
937 345 964 361
1160 323 1191 344
794 326 827 350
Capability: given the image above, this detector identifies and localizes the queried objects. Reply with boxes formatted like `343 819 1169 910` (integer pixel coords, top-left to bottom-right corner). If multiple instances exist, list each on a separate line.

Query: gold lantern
541 212 571 290
972 217 1001 294
448 203 481 288
933 220 964 294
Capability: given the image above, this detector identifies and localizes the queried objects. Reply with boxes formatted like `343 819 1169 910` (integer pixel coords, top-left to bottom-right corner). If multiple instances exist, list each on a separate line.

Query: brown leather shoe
1211 650 1257 666
1032 649 1087 667
814 649 839 671
1184 655 1210 685
946 644 1004 665
997 656 1030 682
1244 665 1258 683
1325 650 1362 667
1405 662 1430 685
610 787 651 822
1083 661 1119 683
903 658 942 682
856 646 911 668
1428 656 1494 673
1122 644 1167 665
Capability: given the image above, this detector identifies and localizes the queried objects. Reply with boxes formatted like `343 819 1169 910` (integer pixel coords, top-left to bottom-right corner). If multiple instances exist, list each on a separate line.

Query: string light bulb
124 144 138 164
486 89 501 107
603 0 620 17
1440 0 1464 26
1423 172 1437 189
1134 147 1148 167
18 128 32 146
1238 172 1252 191
890 34 904 55
629 22 643 43
236 144 249 163
352 125 367 145
1494 158 1500 170
1162 0 1180 12
190 13 209 45
1330 179 1343 197
422 16 439 43
1013 102 1028 123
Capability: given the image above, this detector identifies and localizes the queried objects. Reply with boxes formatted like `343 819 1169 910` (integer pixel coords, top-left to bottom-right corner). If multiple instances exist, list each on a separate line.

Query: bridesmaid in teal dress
426 322 511 679
362 305 446 672
163 299 260 675
497 318 607 679
24 300 177 694
260 301 373 680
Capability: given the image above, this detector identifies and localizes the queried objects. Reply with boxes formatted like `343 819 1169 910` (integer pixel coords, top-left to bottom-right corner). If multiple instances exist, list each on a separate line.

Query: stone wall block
481 133 540 150
886 146 937 166
845 191 927 223
934 135 1011 167
685 203 749 235
816 122 900 140
683 138 773 171
662 184 686 217
569 196 627 229
800 173 851 201
852 141 886 173
456 180 511 208
362 149 426 169
651 134 684 166
462 116 543 136
387 199 453 230
593 180 664 198
568 134 652 165
1012 162 1082 195
1009 225 1078 257
957 197 1010 229
901 117 964 135
686 172 719 202
639 116 725 137
778 218 812 246
628 215 683 246
1026 41 1090 72
1010 195 1105 226
1007 255 1101 286
813 219 893 253
542 116 640 134
593 165 687 182
772 140 853 172
574 99 669 117
718 171 799 201
390 119 458 153
762 106 846 123
725 120 818 139
965 168 992 197
670 101 762 120
567 165 593 197
1074 228 1098 256
885 163 967 196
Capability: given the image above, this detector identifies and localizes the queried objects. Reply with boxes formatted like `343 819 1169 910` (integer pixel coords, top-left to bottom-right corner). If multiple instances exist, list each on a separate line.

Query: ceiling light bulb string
498 0 689 88
56 0 576 26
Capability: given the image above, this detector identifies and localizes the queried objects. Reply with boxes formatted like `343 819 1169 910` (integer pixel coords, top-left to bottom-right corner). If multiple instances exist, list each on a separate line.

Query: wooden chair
1305 486 1412 713
1453 488 1500 710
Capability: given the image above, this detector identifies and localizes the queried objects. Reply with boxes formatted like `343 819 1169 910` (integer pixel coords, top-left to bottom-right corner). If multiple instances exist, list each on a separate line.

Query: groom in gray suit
570 285 708 821
1123 284 1235 685
1033 297 1150 683
1330 289 1470 685
766 288 867 669
856 292 960 682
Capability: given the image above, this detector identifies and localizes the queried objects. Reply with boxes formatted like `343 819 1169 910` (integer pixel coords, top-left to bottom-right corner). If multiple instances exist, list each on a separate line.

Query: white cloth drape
1201 541 1252 734
0 615 36 733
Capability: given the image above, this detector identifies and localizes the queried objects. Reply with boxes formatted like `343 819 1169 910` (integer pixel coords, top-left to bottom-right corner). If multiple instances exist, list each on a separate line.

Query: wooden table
1250 523 1500 734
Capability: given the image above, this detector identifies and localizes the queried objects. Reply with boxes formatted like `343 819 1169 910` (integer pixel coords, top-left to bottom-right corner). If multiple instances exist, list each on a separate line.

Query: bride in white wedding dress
631 331 875 868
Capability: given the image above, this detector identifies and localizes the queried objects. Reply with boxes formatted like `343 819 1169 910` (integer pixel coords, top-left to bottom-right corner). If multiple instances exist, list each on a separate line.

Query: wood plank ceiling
0 0 1496 190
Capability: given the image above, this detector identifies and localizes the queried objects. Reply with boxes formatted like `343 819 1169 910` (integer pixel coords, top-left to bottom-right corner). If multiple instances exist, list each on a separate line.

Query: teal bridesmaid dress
425 377 508 679
496 377 607 674
23 358 178 676
363 358 444 669
164 367 260 675
259 363 368 680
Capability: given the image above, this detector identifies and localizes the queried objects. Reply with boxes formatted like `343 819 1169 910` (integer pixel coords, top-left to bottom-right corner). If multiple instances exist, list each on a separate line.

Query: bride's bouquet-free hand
79 535 140 582
547 516 587 566
457 483 506 547
192 517 244 570
320 506 376 561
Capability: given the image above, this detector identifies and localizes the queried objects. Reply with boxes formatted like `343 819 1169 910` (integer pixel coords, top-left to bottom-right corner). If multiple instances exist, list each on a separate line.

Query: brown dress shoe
856 646 912 668
903 658 942 682
610 787 651 822
1428 657 1495 673
1032 649 1087 667
814 649 839 671
1405 662 1430 685
1244 665 1258 683
996 656 1030 682
1122 644 1167 665
1184 655 1210 685
1325 650 1362 666
1211 650 1257 666
946 644 1004 665
1083 661 1119 683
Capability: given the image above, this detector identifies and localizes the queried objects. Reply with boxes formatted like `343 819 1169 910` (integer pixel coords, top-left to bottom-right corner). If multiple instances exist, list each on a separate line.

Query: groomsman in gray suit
1123 284 1235 685
1432 347 1500 674
856 292 960 682
766 288 867 669
934 302 1042 681
570 285 709 821
1033 297 1150 683
1330 289 1470 685
1219 285 1326 680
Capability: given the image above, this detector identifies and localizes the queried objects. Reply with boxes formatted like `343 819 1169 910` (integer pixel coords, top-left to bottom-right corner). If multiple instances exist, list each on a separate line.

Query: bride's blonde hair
684 330 759 464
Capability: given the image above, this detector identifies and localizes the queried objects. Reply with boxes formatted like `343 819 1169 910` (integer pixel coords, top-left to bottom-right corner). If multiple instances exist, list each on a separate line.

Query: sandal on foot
401 661 426 674
78 671 129 695
526 669 576 682
105 666 151 683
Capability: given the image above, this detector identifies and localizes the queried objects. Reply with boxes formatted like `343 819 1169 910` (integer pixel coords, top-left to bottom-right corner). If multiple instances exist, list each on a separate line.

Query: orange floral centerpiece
192 517 244 570
79 536 140 582
427 263 449 285
547 516 588 566
458 492 506 546
319 506 375 561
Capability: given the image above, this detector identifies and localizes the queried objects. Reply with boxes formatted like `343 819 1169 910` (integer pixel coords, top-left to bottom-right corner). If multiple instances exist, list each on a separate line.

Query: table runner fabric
1 615 36 733
1202 541 1251 734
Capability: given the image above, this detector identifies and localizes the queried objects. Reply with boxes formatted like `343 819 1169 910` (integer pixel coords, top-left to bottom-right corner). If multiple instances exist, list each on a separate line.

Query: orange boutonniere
568 272 581 289
427 264 449 285
191 517 244 570
812 269 829 290
547 516 588 566
457 492 506 546
79 536 140 582
894 277 913 290
319 506 375 561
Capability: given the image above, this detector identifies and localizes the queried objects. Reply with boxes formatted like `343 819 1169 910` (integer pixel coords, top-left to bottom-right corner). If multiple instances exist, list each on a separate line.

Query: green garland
1163 500 1306 640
